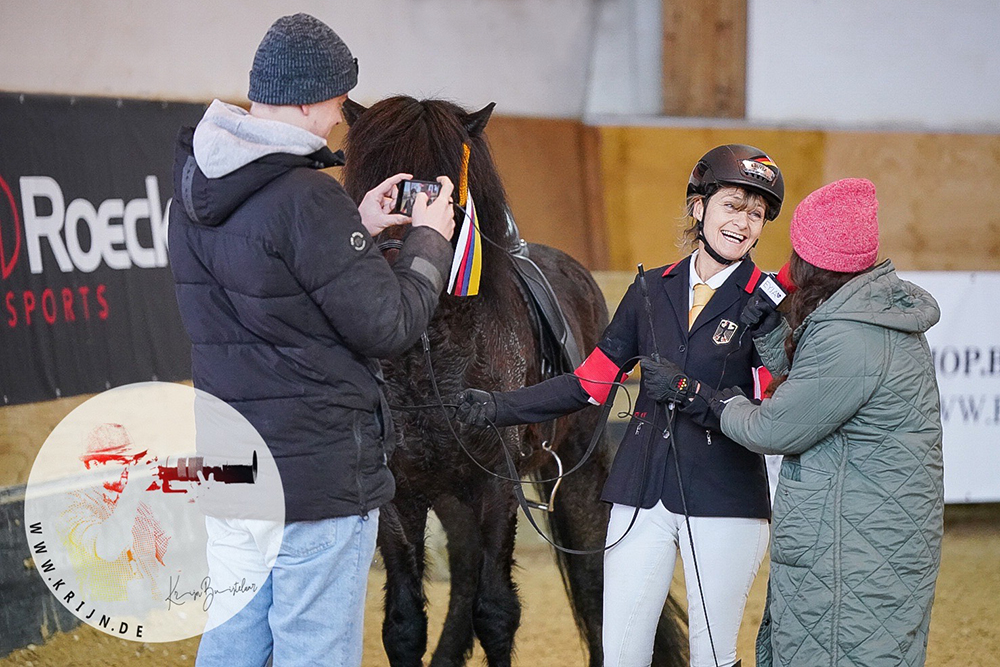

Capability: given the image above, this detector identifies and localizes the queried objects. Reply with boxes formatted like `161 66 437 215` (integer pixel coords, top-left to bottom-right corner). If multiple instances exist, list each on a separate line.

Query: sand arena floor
1 504 996 667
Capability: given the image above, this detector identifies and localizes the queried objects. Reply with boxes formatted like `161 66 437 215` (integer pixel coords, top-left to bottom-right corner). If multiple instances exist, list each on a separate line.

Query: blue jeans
196 510 379 667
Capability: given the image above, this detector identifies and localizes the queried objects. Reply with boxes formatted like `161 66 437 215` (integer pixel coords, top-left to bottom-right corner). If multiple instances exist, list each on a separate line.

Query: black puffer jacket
168 124 452 522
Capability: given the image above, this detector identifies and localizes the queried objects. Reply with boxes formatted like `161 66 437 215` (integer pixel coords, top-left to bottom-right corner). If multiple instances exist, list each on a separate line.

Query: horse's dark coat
342 96 686 667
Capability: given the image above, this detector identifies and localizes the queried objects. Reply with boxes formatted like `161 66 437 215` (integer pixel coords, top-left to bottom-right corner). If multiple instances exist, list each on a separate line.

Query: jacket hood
172 102 344 227
193 100 328 178
797 260 940 337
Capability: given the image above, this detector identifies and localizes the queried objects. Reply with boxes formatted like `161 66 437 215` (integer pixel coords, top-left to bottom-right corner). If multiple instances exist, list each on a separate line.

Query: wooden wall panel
662 0 748 117
822 133 1000 270
486 117 604 268
598 127 1000 272
598 126 824 272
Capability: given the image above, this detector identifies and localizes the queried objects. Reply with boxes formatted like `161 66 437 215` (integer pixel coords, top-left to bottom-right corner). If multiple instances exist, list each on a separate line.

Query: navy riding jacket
493 255 771 519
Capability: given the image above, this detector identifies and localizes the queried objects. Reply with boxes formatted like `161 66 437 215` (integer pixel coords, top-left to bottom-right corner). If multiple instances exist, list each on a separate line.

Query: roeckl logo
2 174 170 329
0 174 21 279
14 175 170 276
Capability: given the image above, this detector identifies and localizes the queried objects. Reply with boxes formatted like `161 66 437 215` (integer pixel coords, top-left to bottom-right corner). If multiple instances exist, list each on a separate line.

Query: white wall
0 0 599 118
585 0 663 115
1 0 998 129
747 0 1000 130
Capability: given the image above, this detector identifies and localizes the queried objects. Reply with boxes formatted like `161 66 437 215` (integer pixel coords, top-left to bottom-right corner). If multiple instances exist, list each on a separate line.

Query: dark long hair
766 251 864 394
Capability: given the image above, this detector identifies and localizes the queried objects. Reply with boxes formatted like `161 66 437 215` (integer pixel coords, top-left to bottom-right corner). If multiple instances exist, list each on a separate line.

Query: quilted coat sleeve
753 319 791 377
720 319 884 455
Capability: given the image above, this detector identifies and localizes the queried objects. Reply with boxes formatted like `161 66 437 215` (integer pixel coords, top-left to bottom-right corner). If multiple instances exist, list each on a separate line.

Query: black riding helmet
686 144 785 265
687 143 784 220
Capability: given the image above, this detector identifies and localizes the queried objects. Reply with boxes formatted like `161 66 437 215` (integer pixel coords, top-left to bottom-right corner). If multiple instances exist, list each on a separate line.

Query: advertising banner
901 271 1000 502
0 94 204 405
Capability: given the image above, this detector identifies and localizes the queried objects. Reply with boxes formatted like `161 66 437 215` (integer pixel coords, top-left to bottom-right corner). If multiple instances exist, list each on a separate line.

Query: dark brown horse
342 96 686 667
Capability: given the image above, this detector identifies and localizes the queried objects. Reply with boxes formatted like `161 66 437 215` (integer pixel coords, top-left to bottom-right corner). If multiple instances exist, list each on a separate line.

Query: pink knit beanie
790 178 880 273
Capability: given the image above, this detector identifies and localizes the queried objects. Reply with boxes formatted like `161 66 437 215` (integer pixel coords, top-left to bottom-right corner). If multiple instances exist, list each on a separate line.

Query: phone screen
394 180 442 216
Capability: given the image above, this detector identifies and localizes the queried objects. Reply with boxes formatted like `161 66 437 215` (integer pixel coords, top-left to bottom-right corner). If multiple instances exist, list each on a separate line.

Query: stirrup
522 441 563 513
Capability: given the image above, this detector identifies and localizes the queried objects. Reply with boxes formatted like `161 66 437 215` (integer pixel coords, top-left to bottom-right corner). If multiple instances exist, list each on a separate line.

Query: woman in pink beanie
688 178 944 666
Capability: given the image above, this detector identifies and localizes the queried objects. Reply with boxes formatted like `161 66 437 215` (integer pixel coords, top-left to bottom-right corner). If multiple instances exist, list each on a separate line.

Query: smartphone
392 179 442 216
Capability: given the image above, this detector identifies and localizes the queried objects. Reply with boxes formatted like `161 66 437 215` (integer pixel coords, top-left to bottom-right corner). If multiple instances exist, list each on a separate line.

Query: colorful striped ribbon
447 188 482 296
447 143 482 296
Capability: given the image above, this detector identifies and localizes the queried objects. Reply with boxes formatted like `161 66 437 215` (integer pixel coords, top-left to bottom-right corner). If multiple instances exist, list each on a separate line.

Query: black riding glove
454 388 497 427
740 294 783 336
641 357 695 405
699 385 747 421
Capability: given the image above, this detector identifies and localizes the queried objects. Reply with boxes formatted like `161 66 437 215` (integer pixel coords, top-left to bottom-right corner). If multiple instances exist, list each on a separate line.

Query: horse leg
471 480 521 667
379 493 431 667
534 423 610 667
429 495 483 667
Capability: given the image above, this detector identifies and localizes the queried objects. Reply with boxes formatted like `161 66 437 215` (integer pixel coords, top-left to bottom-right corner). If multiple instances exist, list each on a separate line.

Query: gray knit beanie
248 13 358 105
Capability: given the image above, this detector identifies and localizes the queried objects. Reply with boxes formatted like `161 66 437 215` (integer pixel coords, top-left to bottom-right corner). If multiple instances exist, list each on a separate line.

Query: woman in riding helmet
456 144 786 667
663 178 943 667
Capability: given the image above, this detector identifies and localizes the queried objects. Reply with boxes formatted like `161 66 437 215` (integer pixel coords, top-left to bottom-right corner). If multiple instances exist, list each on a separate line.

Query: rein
416 331 651 555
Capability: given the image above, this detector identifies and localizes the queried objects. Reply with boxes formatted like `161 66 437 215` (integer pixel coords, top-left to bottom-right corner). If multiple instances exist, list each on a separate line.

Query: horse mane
342 96 513 276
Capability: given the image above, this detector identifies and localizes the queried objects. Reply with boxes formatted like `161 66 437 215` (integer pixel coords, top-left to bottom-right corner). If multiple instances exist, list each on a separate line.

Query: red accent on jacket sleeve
753 365 773 400
745 265 762 293
575 348 625 404
776 261 796 293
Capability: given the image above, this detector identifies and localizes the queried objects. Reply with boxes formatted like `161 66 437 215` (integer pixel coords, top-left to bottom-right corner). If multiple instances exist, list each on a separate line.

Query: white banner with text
901 271 1000 503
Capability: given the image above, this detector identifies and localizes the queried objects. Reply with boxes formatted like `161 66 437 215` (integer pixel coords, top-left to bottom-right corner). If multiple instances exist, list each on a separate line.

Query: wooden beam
662 0 748 117
579 124 610 270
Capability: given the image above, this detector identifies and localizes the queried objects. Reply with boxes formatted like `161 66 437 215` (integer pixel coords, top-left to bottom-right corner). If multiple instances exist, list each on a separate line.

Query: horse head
342 96 511 270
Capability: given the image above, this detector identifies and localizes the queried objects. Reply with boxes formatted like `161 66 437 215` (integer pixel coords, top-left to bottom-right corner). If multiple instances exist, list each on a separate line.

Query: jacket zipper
831 431 848 666
706 429 712 446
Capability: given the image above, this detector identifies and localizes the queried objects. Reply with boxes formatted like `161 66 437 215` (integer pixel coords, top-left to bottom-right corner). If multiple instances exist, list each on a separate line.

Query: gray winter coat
721 260 944 667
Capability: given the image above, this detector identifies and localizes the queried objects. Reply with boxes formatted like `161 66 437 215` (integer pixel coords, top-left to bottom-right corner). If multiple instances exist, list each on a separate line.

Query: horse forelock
343 96 514 256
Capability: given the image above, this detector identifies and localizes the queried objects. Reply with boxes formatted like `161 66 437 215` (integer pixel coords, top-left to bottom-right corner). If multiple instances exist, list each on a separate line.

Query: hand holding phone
410 176 455 241
358 172 413 236
392 179 443 216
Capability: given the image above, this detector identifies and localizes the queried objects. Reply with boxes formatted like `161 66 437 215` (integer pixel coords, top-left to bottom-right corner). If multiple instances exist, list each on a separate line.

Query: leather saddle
504 210 583 378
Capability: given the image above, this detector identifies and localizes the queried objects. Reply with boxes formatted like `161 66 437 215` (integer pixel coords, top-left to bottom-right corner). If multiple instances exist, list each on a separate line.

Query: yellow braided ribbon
458 143 470 207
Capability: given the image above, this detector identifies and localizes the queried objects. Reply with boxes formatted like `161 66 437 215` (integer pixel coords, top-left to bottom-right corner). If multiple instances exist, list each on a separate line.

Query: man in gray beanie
168 13 456 667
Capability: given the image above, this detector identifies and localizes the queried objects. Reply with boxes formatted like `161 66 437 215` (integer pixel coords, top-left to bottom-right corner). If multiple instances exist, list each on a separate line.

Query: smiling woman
681 144 784 280
453 143 787 667
690 187 767 276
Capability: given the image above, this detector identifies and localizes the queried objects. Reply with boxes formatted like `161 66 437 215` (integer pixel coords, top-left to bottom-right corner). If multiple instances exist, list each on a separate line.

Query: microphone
757 273 787 309
740 273 788 327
